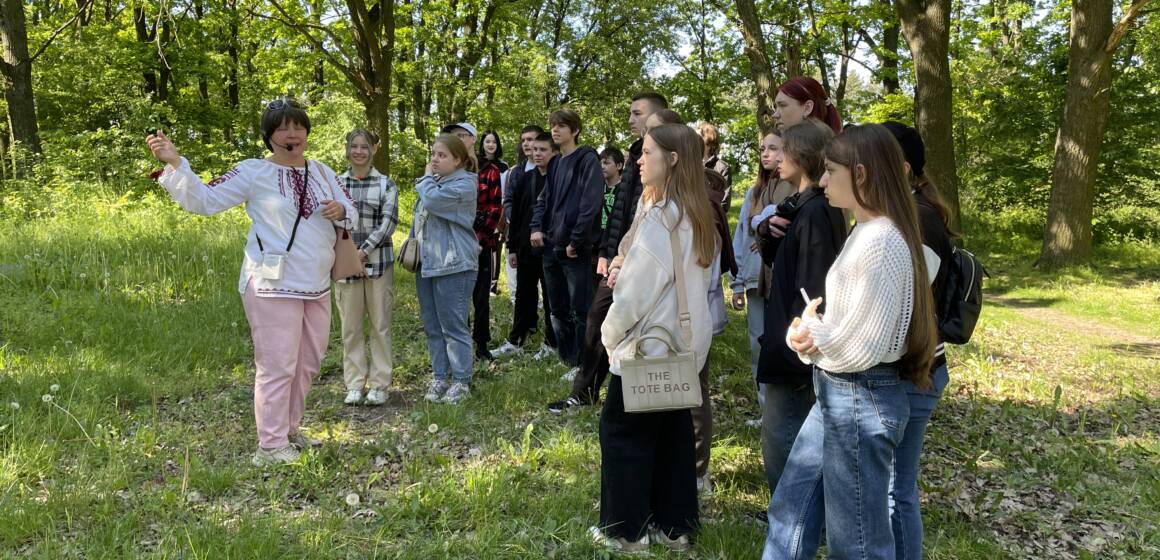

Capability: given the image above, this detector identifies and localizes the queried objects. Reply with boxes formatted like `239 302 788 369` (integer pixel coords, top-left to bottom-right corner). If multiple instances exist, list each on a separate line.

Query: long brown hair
642 124 718 268
434 133 479 173
824 124 937 386
749 129 783 216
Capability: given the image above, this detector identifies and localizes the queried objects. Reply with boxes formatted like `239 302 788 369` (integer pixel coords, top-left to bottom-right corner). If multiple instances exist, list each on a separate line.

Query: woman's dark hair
824 124 937 387
261 97 311 151
782 120 833 183
778 77 842 134
478 130 504 162
881 121 961 239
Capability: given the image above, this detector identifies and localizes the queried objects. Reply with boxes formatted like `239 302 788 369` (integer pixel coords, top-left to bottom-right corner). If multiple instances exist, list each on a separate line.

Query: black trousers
471 247 494 348
599 375 699 541
507 248 557 348
691 352 713 479
569 279 614 403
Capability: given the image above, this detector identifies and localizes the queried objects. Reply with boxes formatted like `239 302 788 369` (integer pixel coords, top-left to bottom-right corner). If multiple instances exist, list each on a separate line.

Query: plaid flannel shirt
338 168 399 282
474 162 504 251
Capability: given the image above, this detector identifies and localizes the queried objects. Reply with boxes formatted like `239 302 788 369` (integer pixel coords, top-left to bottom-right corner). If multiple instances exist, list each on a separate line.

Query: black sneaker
475 348 495 361
547 396 586 413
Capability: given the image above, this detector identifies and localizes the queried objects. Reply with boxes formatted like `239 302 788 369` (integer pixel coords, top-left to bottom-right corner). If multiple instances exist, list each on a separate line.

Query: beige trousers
334 268 395 391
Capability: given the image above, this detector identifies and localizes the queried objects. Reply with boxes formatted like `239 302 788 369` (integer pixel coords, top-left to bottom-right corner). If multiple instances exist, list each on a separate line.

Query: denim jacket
730 188 763 294
415 169 479 278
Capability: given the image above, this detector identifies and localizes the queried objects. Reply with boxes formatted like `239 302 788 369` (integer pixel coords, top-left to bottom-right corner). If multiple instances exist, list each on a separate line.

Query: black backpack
938 246 987 344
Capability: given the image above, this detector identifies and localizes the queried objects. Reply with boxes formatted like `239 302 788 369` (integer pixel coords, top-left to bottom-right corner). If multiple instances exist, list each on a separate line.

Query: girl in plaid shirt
335 130 399 406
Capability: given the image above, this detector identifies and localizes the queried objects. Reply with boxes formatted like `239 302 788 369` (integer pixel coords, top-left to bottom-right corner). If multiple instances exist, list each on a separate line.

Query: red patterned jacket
474 161 504 251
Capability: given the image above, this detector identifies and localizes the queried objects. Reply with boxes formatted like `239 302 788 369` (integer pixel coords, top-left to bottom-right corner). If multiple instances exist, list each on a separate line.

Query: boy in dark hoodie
530 109 604 368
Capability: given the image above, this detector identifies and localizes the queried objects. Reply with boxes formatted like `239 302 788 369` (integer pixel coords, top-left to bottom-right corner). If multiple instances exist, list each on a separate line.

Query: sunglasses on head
265 97 303 111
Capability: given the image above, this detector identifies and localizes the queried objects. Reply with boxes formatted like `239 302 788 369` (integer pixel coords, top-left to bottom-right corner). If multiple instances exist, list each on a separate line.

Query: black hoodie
531 145 604 250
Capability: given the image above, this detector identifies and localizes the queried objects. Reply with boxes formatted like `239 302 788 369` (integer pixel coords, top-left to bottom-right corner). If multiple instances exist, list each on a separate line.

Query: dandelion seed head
8 402 18 410
344 493 361 507
427 423 439 434
42 394 53 403
50 384 60 393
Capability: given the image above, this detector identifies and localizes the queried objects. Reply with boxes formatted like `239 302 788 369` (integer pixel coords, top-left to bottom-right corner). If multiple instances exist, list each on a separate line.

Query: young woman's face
430 141 462 176
777 149 802 183
347 135 374 167
759 133 783 172
483 134 498 157
271 119 309 155
638 134 673 188
773 91 812 130
820 158 858 210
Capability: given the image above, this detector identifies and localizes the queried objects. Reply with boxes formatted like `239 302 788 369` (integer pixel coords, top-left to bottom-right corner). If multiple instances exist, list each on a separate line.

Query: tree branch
1106 0 1152 54
254 0 370 95
27 0 96 65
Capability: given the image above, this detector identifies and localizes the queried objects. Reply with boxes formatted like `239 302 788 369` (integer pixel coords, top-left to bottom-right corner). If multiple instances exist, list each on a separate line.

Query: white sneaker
589 526 649 553
441 382 471 404
344 389 363 405
532 344 555 361
289 432 321 449
560 367 579 382
251 445 300 466
491 341 522 358
365 388 388 405
425 380 450 403
648 525 692 552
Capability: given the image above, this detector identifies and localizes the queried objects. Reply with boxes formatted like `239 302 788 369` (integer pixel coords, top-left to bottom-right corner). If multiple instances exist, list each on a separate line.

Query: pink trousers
242 281 331 449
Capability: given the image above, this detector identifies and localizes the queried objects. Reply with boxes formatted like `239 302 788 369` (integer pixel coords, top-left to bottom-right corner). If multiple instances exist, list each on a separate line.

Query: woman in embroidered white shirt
763 124 938 560
146 98 356 467
592 124 717 554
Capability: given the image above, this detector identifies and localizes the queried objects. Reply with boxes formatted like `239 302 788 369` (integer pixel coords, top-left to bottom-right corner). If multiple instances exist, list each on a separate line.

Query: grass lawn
1 194 1157 558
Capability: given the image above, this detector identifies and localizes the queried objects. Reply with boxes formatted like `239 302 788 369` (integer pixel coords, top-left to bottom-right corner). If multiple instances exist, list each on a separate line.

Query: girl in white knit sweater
763 124 938 560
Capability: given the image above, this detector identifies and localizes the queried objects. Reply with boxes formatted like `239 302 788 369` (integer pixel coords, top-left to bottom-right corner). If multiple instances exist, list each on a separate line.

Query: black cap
881 121 926 178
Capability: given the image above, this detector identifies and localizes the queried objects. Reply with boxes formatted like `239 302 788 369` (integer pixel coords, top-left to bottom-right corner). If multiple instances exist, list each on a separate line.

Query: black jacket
756 187 848 386
531 146 604 249
600 138 644 259
506 166 548 255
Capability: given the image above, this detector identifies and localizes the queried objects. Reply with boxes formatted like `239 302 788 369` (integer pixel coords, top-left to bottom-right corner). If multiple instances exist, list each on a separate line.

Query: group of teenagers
145 73 957 558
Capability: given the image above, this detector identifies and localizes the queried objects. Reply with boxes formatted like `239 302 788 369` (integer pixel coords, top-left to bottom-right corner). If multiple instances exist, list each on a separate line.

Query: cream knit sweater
789 216 915 373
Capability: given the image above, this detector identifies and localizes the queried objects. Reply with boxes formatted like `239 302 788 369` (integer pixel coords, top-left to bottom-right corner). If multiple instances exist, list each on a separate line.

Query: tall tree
1039 0 1151 266
895 0 962 230
0 0 44 165
730 0 777 132
266 0 396 173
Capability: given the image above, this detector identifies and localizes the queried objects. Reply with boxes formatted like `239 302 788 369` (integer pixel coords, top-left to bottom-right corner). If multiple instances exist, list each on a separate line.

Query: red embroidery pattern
208 168 242 188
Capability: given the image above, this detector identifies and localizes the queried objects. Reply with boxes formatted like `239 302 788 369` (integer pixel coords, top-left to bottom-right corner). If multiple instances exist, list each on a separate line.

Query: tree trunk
881 0 900 93
1039 0 1145 266
733 0 777 132
0 0 43 166
895 0 961 231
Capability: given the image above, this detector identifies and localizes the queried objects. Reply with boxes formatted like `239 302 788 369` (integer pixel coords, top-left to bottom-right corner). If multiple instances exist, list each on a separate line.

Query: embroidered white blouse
158 157 356 299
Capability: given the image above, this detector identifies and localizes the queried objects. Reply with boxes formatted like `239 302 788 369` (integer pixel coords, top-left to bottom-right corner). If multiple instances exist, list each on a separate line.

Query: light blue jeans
891 363 950 560
764 365 910 560
416 270 476 383
746 289 766 407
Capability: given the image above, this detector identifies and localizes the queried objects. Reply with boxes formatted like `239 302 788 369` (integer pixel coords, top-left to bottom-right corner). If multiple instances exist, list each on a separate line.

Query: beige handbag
398 206 426 273
619 225 702 413
321 163 365 281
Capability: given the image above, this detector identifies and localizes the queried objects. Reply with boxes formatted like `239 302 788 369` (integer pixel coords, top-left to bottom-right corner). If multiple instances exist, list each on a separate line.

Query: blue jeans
746 289 766 406
541 246 594 366
891 363 949 560
416 270 476 383
760 381 815 495
763 365 910 560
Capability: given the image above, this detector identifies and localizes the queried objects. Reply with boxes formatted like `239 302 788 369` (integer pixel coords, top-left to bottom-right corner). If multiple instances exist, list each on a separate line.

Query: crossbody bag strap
258 163 307 253
668 222 693 349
